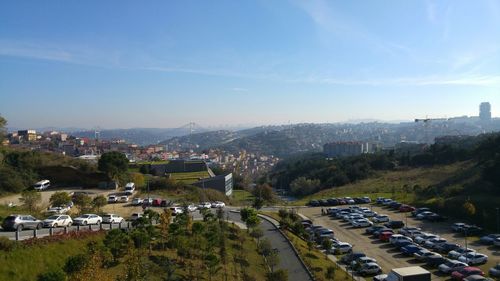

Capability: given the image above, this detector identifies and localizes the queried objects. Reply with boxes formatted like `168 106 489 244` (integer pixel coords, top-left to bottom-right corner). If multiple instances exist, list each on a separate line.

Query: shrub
0 236 18 251
37 270 67 281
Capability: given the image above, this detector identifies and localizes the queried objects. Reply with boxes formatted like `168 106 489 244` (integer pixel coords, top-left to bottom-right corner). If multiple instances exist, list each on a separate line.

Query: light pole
496 207 499 234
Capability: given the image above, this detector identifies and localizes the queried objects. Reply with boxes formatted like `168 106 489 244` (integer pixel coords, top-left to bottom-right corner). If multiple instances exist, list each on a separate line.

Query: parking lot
300 204 500 281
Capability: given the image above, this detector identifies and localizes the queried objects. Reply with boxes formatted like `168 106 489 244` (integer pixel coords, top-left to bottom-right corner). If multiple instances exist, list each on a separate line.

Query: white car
372 215 389 223
211 201 225 208
119 195 129 203
352 219 373 228
448 248 476 259
458 253 488 265
102 214 124 224
424 237 447 249
73 214 102 225
330 242 352 254
132 198 143 205
198 202 212 209
438 260 468 274
43 215 72 228
416 211 433 220
415 233 439 245
108 195 118 203
46 206 69 214
187 204 197 212
357 263 382 276
170 207 184 215
34 180 51 191
351 257 377 268
362 210 377 217
390 235 412 245
124 182 135 195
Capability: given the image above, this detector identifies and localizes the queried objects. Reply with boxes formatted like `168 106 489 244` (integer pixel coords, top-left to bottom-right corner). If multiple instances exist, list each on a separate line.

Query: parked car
424 237 448 250
435 242 461 254
308 200 320 207
330 242 353 254
479 234 500 245
352 219 373 228
373 228 393 237
451 267 484 280
425 255 449 268
357 263 382 276
439 260 469 274
2 215 43 231
494 237 500 247
415 233 439 245
132 198 143 205
160 199 170 207
130 213 143 221
33 179 51 191
489 264 500 277
170 207 184 215
449 248 476 260
366 225 386 234
452 223 468 232
401 244 422 256
412 207 431 216
379 231 394 242
198 202 212 209
398 226 421 236
458 253 488 265
416 211 434 220
187 204 197 212
43 215 72 228
372 215 390 223
152 199 162 207
124 182 135 195
119 195 129 203
389 234 411 245
46 206 70 214
461 225 483 236
351 256 377 269
102 214 124 224
384 220 405 229
413 249 435 261
142 198 153 206
107 195 118 203
340 252 366 264
211 201 225 208
73 214 102 225
399 205 415 212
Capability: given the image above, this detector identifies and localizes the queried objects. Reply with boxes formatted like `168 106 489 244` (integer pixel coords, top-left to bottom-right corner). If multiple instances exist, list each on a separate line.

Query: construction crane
415 117 449 144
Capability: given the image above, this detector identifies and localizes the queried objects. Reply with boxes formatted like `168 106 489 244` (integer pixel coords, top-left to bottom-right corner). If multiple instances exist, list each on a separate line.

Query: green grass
168 171 211 184
231 190 255 206
293 161 471 206
0 234 104 281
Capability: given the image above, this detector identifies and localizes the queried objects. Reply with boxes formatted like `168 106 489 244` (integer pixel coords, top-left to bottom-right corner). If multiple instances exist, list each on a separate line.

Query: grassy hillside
295 161 500 230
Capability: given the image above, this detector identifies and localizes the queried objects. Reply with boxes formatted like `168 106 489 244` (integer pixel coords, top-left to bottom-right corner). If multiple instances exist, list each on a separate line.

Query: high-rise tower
479 102 491 122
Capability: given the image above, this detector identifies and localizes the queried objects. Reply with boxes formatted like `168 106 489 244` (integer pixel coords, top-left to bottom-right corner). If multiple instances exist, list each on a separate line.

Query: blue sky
1 0 499 129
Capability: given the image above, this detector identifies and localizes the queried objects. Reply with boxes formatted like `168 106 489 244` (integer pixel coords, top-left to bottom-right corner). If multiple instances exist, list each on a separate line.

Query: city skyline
1 0 500 128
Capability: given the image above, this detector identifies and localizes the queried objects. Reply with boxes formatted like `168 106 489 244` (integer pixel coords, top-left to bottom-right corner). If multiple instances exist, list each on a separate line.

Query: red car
399 205 416 212
379 231 393 242
451 267 484 280
152 198 162 207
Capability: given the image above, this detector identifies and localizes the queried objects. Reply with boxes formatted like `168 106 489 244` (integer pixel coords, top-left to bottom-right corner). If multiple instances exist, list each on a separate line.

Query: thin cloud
231 87 249 92
426 0 438 24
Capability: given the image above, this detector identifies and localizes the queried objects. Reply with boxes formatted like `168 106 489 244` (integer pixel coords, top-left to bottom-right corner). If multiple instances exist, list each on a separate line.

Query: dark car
366 225 385 234
435 242 461 254
319 199 329 206
426 255 449 268
389 202 402 209
308 200 320 207
160 199 170 207
426 214 448 222
399 205 416 212
152 199 162 207
384 220 405 229
373 227 393 237
354 197 364 204
327 198 339 206
340 252 366 264
401 244 422 256
394 240 414 249
461 225 483 236
412 207 431 217
2 215 43 231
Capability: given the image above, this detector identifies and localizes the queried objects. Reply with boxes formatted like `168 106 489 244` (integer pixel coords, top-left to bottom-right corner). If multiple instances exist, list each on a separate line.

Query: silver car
2 215 43 231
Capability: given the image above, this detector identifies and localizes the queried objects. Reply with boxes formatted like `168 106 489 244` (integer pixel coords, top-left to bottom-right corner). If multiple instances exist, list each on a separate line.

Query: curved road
226 211 313 281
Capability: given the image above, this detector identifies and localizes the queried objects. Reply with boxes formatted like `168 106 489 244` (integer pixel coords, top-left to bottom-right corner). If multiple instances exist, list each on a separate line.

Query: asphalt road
300 205 500 281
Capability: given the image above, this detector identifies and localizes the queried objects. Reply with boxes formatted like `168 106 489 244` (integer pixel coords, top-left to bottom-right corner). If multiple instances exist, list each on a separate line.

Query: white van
34 180 50 191
124 182 135 195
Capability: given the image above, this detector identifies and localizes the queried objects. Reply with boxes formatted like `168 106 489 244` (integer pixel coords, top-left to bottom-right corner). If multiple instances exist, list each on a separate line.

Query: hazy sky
1 0 500 129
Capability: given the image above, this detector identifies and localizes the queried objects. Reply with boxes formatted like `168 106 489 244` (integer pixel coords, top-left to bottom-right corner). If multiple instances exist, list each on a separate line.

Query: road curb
258 213 316 281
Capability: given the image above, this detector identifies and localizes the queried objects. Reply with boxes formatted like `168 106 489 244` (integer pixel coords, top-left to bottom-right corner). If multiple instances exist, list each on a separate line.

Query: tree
98 151 129 182
266 269 288 281
72 193 92 213
49 192 72 207
325 266 336 281
463 200 476 216
322 239 333 257
289 177 320 197
0 115 6 143
20 190 41 212
37 270 67 281
267 250 280 273
250 227 264 243
104 229 131 263
252 197 264 209
258 238 272 256
92 195 107 213
130 172 145 188
204 253 221 281
253 184 274 202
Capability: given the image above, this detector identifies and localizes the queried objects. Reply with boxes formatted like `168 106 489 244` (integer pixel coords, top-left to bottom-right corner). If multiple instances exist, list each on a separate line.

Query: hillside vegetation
273 133 500 229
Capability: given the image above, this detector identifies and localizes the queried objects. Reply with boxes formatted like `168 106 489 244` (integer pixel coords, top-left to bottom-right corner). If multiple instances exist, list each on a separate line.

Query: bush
37 270 67 281
0 236 18 251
